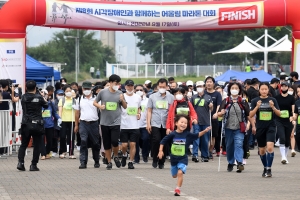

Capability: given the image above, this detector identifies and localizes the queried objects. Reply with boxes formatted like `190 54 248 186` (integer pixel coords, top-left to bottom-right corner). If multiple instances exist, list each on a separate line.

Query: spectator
90 66 95 78
290 71 300 86
96 69 100 79
269 78 280 97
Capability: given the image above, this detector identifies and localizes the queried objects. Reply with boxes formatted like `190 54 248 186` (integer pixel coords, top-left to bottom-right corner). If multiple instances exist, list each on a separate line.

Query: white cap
177 82 182 86
196 81 205 86
186 80 193 86
145 80 151 85
41 89 48 94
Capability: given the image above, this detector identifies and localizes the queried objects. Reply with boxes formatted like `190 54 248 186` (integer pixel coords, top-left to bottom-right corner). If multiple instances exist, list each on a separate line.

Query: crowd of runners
5 71 300 196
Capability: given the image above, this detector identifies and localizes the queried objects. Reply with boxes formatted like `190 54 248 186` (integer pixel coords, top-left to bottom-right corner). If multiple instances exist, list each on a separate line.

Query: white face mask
65 92 72 97
231 89 239 96
126 90 134 95
136 91 143 96
288 91 293 95
197 87 203 93
175 94 183 101
112 85 119 91
159 88 166 94
57 96 63 100
83 90 91 96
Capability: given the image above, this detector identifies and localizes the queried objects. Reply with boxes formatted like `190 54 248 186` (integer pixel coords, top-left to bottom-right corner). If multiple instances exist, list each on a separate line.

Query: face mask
281 89 288 94
197 88 203 93
159 88 166 94
175 94 183 101
57 96 63 100
126 90 134 94
112 85 119 91
231 89 239 95
65 92 72 97
288 91 293 95
83 90 91 96
187 92 192 97
136 91 143 96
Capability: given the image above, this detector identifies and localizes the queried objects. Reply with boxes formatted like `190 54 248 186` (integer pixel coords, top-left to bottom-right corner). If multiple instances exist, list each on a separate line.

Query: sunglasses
136 89 143 92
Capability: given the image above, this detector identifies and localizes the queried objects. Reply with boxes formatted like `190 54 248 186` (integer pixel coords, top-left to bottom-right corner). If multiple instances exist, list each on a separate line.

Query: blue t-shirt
204 90 222 119
160 130 198 165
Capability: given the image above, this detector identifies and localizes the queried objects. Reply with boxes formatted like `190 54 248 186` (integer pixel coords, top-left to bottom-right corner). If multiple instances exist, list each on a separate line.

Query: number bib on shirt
64 102 73 110
127 107 138 115
194 98 205 106
106 102 117 111
156 101 167 109
171 144 185 156
176 107 189 115
280 110 289 118
298 116 300 125
218 116 223 121
260 111 272 121
42 110 51 118
141 105 146 112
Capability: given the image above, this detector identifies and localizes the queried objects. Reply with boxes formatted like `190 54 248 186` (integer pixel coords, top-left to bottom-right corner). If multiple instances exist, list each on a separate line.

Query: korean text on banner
45 0 264 31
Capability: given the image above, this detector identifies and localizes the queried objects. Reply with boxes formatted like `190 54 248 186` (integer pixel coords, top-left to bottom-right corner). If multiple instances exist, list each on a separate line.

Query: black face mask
281 89 288 94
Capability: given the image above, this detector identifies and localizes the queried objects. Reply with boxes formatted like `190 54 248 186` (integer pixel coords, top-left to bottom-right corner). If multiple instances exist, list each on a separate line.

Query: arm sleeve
216 92 222 106
52 102 61 120
58 99 62 107
273 98 280 110
95 91 102 102
188 132 199 141
147 96 154 109
218 99 226 112
250 98 256 111
160 132 174 145
294 102 299 114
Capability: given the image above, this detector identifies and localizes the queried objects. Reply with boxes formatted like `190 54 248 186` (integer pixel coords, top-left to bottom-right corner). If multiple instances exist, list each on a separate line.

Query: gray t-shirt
190 93 212 125
95 88 123 126
147 92 174 128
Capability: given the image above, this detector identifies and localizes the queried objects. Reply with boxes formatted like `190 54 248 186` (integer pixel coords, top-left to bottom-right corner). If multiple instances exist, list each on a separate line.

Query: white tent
212 30 292 72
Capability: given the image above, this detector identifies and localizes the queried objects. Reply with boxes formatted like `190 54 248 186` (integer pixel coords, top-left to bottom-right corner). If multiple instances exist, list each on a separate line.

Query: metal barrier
0 99 13 156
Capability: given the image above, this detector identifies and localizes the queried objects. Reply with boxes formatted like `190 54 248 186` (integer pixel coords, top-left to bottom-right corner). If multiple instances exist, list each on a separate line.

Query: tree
27 29 116 73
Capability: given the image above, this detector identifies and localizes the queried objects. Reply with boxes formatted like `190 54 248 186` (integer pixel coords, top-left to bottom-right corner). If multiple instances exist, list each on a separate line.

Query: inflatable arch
0 0 299 85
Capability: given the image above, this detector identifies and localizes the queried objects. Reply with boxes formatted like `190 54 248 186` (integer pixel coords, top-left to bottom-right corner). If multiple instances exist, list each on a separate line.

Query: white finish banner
45 0 264 31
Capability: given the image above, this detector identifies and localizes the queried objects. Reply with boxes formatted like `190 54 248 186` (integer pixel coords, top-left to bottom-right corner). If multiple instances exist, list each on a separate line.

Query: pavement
0 147 299 200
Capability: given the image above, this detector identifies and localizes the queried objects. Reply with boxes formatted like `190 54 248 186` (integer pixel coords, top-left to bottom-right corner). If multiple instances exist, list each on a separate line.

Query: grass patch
62 71 93 83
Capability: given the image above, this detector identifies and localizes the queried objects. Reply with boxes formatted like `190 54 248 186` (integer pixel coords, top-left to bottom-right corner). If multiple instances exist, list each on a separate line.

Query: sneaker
262 168 267 177
17 162 25 171
102 157 108 164
166 156 171 160
158 164 164 169
69 155 76 159
227 164 233 172
152 162 158 168
128 162 135 169
286 159 289 164
29 165 40 171
246 151 250 159
192 156 199 162
275 140 280 147
106 162 112 170
174 188 181 196
94 162 100 168
212 149 216 154
45 154 51 159
209 153 213 160
114 157 121 168
291 150 296 157
52 152 57 157
79 163 87 169
236 162 244 173
76 146 80 151
121 156 127 167
216 152 220 157
40 156 45 160
249 146 254 150
142 156 148 163
281 158 287 164
265 169 272 177
201 157 209 162
222 151 227 155
243 159 247 165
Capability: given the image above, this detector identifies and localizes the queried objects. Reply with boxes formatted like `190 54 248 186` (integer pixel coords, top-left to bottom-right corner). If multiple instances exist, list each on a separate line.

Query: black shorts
211 120 219 137
256 126 276 147
101 125 120 150
120 129 139 143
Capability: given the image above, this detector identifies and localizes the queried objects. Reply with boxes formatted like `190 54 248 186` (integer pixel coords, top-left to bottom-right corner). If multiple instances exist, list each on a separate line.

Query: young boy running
158 114 211 196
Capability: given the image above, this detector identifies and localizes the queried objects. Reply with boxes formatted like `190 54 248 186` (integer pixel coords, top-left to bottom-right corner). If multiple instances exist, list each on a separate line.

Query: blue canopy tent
215 70 274 82
26 55 59 83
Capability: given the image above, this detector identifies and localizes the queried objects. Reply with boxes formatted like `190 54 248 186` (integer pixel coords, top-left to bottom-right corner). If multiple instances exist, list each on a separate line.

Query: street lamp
65 30 80 82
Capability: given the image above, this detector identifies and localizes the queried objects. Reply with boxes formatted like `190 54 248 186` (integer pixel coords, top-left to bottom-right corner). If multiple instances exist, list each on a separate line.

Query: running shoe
106 162 112 170
236 162 244 173
246 151 250 159
281 158 287 164
45 154 51 159
275 140 280 147
216 152 220 157
243 159 247 165
152 161 158 168
142 156 148 163
265 169 272 177
121 156 127 167
201 157 209 162
192 156 199 162
94 162 100 168
40 156 45 160
128 162 134 169
174 188 181 196
52 152 57 157
262 168 267 177
291 150 296 157
114 157 121 168
209 153 213 160
158 164 164 169
222 151 227 155
227 164 233 172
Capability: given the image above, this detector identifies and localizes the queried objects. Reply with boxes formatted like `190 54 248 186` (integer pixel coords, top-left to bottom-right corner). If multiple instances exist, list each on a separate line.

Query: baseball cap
82 81 92 88
145 80 151 85
270 78 279 84
125 79 134 86
56 89 64 94
177 82 182 86
196 81 205 86
281 82 290 87
230 76 237 81
186 80 193 86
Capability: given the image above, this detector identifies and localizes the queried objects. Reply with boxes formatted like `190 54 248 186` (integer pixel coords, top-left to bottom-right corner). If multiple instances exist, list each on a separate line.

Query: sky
26 0 187 64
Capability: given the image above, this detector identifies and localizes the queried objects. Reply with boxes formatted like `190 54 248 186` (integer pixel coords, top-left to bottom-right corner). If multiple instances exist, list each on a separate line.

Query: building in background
100 31 116 53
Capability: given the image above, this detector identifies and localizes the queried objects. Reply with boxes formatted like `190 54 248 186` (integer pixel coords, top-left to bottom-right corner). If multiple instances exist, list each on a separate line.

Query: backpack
224 96 245 111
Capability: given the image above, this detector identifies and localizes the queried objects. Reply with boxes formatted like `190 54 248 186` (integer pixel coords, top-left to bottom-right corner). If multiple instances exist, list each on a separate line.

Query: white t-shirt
139 96 148 128
121 93 141 129
73 95 98 121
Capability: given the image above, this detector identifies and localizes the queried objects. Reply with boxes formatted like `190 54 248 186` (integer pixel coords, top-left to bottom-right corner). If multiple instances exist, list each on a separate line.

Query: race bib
106 102 117 111
280 110 289 118
260 111 272 121
141 105 146 112
176 107 189 115
298 116 300 125
194 98 205 106
171 144 185 156
218 116 223 121
156 101 167 109
64 102 73 110
42 110 51 118
127 107 138 115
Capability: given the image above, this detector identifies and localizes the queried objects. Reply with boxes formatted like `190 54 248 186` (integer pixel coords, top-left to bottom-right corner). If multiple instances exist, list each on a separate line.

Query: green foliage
27 30 116 74
136 27 292 65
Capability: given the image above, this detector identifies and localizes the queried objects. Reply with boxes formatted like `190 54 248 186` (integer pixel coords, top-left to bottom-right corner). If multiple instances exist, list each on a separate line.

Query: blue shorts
171 163 187 176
